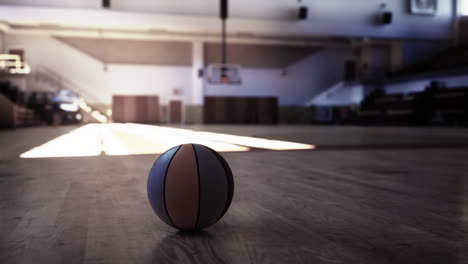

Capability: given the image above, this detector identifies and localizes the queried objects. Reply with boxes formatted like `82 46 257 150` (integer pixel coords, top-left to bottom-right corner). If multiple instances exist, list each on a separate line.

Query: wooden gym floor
1 124 468 264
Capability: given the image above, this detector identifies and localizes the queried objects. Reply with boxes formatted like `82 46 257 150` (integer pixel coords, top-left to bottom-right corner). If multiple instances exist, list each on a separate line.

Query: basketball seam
162 145 181 228
219 153 234 222
206 147 234 226
193 144 201 230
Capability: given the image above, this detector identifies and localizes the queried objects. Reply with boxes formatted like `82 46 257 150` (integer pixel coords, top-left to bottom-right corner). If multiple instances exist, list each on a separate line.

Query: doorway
344 60 357 81
169 100 182 123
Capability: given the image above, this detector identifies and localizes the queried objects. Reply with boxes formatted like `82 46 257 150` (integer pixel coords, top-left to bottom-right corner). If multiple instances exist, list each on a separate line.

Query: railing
29 65 103 105
27 65 109 123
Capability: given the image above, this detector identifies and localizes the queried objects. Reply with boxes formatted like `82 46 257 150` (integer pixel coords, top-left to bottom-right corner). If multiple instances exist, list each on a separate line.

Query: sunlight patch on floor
114 123 249 153
19 123 316 158
20 124 102 158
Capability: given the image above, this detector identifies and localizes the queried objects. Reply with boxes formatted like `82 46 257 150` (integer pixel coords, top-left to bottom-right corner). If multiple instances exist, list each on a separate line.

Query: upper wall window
462 0 468 16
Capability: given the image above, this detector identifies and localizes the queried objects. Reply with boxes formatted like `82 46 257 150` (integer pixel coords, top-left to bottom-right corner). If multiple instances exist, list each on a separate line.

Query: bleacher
382 92 419 125
0 81 44 128
0 94 43 128
356 89 403 124
432 87 468 125
353 84 468 126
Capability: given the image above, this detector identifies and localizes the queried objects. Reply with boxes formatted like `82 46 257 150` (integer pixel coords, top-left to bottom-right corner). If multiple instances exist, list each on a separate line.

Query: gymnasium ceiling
0 0 455 40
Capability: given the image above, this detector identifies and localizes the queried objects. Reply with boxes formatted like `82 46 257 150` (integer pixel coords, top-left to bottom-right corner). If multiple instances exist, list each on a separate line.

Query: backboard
206 64 242 85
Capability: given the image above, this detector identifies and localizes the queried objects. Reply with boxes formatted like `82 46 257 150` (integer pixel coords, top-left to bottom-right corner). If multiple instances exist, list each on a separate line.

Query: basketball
147 143 234 231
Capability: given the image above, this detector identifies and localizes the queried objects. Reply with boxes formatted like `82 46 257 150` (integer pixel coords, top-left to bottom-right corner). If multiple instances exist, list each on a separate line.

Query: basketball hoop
206 64 242 85
205 0 242 85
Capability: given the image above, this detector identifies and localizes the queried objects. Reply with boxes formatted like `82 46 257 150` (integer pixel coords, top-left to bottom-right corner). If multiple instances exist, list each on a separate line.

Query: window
462 0 468 16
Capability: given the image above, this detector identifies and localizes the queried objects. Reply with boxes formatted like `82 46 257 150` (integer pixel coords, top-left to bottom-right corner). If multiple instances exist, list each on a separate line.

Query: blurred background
1 1 468 264
0 0 466 129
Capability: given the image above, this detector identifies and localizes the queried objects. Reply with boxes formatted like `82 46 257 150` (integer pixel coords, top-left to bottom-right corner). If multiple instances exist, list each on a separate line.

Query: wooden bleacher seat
0 94 44 128
356 93 403 124
383 92 420 125
432 87 468 125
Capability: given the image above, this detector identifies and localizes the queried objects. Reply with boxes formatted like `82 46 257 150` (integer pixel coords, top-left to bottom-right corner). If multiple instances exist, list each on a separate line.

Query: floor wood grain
1 125 468 263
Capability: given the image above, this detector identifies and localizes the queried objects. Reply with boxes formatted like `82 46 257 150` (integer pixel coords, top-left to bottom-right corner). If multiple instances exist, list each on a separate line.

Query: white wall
0 0 456 40
461 0 468 16
104 65 192 105
307 82 364 107
5 34 192 105
13 33 463 109
6 34 353 107
6 35 106 102
205 48 353 105
0 0 454 21
385 75 468 94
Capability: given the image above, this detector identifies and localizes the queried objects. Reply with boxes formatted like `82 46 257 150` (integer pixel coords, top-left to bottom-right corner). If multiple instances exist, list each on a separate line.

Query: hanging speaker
382 12 392 25
220 0 228 20
298 6 308 20
102 0 110 8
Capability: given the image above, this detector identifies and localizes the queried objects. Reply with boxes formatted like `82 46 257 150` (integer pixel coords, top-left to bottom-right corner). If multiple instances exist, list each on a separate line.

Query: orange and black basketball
147 144 234 231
